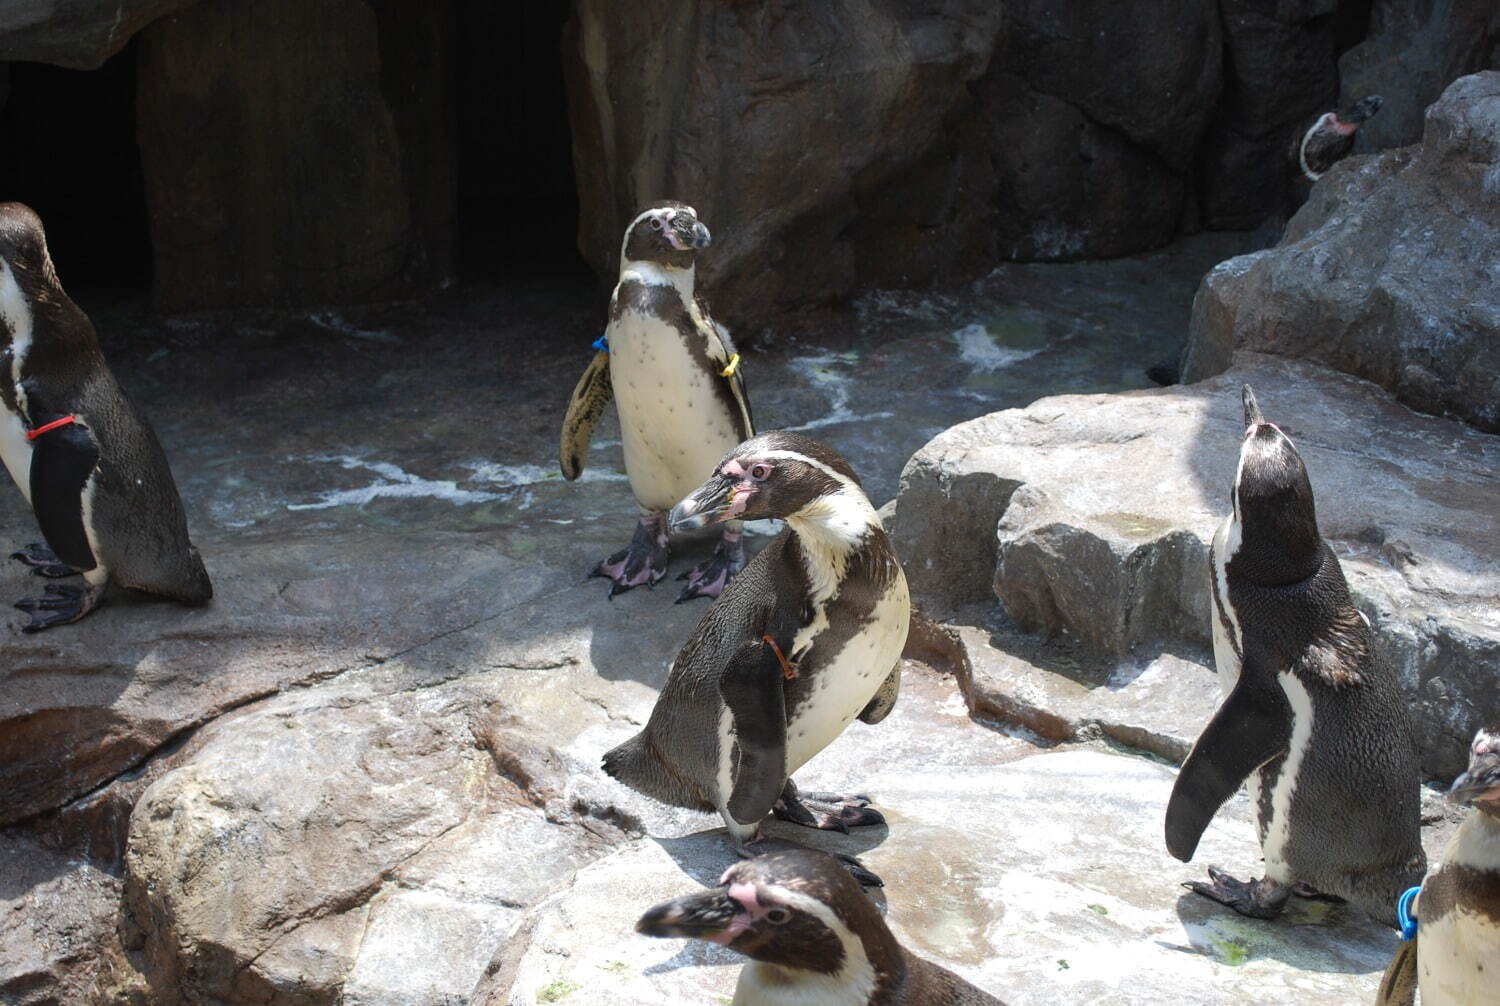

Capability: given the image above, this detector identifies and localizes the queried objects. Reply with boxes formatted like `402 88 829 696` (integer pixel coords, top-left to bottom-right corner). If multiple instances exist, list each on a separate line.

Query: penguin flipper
29 419 100 572
1374 934 1418 1006
1165 677 1289 862
858 663 901 724
720 638 788 827
559 349 612 480
697 304 754 438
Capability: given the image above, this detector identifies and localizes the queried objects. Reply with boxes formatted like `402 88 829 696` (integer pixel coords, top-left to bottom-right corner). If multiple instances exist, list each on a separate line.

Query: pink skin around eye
705 881 761 946
1328 115 1359 136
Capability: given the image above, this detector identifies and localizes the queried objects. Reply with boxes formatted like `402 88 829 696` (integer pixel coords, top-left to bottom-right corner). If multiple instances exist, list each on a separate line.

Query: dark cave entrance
0 42 153 298
454 1 587 283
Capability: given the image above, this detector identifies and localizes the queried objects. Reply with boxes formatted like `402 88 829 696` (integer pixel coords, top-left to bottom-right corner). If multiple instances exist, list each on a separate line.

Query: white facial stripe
1300 113 1336 181
751 450 861 498
1 259 35 419
755 883 876 1001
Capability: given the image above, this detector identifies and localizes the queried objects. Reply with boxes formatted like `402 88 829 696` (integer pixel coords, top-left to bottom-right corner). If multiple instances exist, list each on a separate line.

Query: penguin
1165 384 1425 923
601 432 909 873
1284 94 1384 218
636 848 1006 1006
0 202 211 631
1377 720 1500 1006
559 200 754 602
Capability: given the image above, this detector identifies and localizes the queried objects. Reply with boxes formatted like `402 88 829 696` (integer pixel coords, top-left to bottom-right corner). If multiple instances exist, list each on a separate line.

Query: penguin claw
10 543 77 579
15 583 104 632
674 533 745 603
773 791 884 833
591 514 670 598
1184 867 1289 920
834 853 883 890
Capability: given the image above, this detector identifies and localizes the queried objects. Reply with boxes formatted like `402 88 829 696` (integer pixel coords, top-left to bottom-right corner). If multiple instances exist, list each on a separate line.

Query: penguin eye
764 906 790 925
750 463 771 481
650 217 664 231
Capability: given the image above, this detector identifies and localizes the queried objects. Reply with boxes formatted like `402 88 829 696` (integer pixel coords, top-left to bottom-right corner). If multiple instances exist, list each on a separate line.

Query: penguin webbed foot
15 583 104 632
772 788 885 834
674 532 745 603
590 514 669 598
10 542 78 579
1184 866 1289 920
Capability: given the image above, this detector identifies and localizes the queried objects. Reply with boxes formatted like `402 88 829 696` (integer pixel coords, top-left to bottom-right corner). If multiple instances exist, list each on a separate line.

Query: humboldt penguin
1166 384 1424 923
1377 720 1500 1006
601 432 909 874
0 202 211 631
637 849 1005 1005
559 200 754 602
1284 94 1384 217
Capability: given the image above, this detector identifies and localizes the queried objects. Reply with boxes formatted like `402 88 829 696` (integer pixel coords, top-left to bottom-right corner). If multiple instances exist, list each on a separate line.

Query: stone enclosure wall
0 0 1497 314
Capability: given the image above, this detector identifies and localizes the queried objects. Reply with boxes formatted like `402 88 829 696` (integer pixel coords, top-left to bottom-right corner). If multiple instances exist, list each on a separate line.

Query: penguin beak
1448 752 1500 808
665 217 711 252
1337 94 1383 127
1241 384 1266 432
636 889 744 944
669 474 737 532
690 221 712 249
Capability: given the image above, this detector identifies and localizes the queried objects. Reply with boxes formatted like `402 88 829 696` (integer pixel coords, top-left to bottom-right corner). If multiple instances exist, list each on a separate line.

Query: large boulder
0 0 193 69
1181 72 1500 433
564 0 1007 315
1339 0 1500 151
135 0 454 311
891 352 1500 779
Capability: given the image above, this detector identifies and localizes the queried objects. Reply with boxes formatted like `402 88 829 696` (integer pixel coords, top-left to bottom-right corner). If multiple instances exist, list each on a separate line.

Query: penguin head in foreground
0 202 60 316
636 849 890 977
1231 385 1323 585
669 432 871 534
620 201 712 272
1449 721 1500 817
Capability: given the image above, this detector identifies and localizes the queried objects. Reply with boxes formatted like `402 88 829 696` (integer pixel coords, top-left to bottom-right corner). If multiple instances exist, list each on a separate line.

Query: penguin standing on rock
1377 720 1500 1006
0 203 211 631
1166 384 1425 924
602 432 909 877
637 849 1006 1005
559 201 754 602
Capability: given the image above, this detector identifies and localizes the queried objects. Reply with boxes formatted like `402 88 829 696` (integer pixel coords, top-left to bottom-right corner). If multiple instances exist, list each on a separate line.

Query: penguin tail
601 731 709 812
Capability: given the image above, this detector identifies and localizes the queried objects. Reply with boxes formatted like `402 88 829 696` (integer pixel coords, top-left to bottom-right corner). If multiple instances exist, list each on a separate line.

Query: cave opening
0 41 152 300
453 1 587 284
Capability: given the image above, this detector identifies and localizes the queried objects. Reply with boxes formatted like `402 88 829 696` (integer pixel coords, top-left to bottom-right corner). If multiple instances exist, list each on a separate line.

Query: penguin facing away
559 200 754 602
0 202 211 631
637 849 1006 1006
602 432 909 875
1377 720 1500 1006
1166 384 1424 923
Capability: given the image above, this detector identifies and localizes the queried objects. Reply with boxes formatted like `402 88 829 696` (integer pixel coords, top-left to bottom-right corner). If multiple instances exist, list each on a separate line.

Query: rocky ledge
892 352 1500 780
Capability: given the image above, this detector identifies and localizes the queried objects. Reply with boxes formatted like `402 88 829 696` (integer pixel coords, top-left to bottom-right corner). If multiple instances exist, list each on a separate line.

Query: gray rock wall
0 0 195 69
1182 72 1500 433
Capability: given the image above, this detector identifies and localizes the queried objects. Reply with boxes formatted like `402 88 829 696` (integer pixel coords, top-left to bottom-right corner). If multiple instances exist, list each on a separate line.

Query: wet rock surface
1182 72 1500 433
0 231 1484 1004
892 352 1500 779
0 0 194 68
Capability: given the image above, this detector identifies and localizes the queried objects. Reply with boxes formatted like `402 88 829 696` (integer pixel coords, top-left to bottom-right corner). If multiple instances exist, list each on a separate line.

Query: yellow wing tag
719 354 741 378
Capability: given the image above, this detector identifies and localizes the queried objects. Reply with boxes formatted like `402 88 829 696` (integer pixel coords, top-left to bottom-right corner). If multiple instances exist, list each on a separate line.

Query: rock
1199 0 1341 228
1339 0 1500 151
0 835 123 1004
478 749 1414 1006
1182 72 1500 433
891 352 1500 778
0 0 193 69
563 0 1006 316
134 0 454 311
120 673 616 1005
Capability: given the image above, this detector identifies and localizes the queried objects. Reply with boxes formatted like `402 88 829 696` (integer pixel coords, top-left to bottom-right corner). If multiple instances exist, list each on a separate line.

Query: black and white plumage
1379 721 1500 1006
559 200 754 602
0 202 210 631
602 433 909 870
637 849 1005 1006
1167 384 1425 924
1284 94 1383 218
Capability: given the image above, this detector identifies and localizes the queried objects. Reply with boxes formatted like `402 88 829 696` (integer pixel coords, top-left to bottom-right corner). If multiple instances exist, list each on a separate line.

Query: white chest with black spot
609 275 741 511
